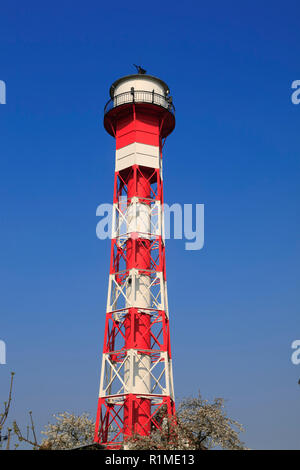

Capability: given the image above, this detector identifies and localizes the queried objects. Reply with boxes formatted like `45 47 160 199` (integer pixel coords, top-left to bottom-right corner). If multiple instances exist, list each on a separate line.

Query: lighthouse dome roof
109 74 170 99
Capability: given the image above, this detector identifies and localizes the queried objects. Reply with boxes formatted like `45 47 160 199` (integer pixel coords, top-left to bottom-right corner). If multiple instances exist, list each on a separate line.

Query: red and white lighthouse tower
94 69 175 448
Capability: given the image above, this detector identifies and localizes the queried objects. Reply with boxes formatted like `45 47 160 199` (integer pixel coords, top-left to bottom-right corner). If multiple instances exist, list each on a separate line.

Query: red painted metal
95 95 175 448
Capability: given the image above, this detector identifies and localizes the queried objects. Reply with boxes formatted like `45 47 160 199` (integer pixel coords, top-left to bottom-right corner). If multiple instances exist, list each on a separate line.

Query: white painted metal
115 142 160 172
99 350 172 399
124 350 151 395
127 197 151 238
124 187 151 395
111 200 162 240
106 271 168 315
112 75 168 98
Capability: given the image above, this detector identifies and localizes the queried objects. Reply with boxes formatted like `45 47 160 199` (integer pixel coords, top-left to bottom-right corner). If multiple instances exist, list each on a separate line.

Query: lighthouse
94 68 175 448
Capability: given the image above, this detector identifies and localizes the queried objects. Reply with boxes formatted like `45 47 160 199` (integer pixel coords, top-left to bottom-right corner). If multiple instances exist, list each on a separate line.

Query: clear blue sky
0 0 299 449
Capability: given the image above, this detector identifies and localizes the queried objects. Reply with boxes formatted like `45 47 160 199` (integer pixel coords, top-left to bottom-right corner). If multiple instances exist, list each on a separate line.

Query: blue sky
0 0 299 449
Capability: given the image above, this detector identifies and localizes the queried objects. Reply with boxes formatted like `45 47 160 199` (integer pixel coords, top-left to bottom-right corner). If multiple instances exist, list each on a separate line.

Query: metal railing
104 90 175 115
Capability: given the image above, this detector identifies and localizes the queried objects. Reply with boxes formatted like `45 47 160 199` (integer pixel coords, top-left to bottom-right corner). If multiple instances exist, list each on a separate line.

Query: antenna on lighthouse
95 71 176 449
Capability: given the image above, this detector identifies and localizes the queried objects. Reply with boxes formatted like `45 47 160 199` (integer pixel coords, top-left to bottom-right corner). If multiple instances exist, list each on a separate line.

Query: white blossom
41 412 94 450
126 393 248 450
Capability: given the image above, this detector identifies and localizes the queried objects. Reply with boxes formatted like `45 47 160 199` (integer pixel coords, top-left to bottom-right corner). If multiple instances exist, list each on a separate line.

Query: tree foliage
38 393 247 450
1 375 247 450
0 372 15 449
40 412 95 450
126 393 247 450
